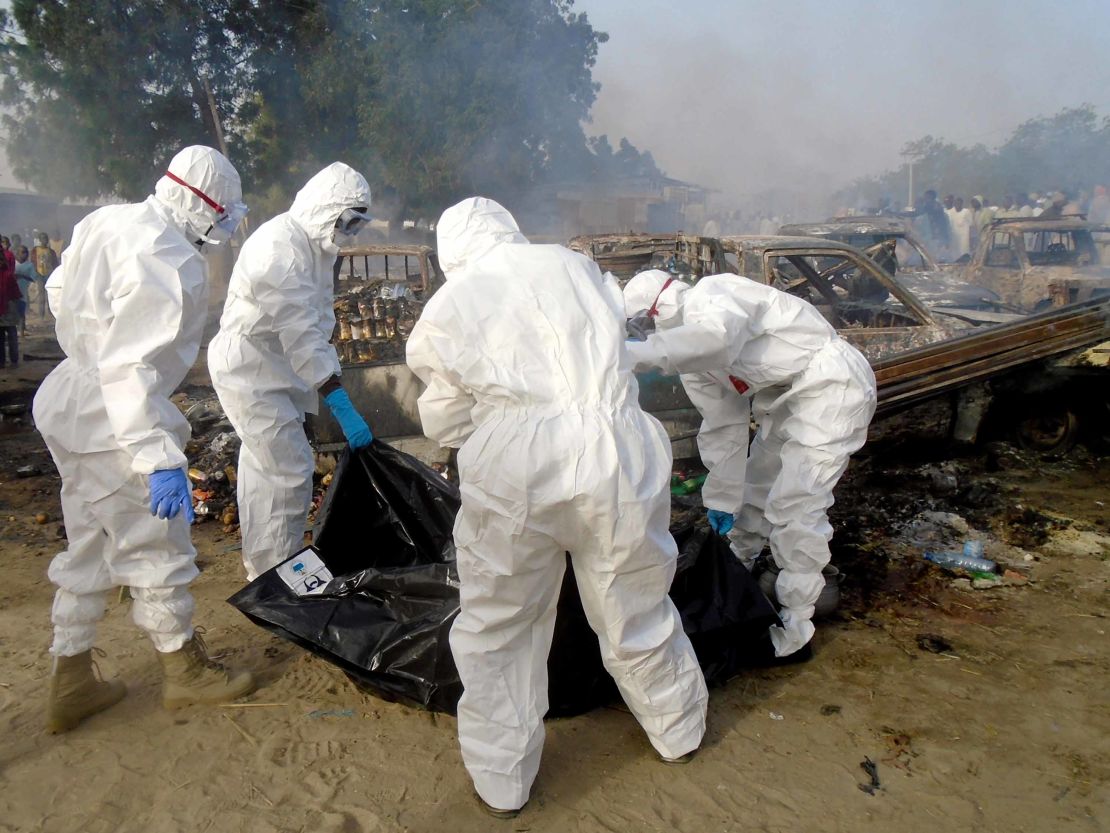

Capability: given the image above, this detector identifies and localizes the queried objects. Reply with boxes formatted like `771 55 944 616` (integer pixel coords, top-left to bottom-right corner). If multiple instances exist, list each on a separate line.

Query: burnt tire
1014 406 1080 457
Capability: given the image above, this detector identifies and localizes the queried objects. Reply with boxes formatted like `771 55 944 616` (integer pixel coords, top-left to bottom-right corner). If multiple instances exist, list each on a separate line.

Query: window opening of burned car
333 252 430 365
765 252 928 330
985 233 1019 268
1023 230 1100 267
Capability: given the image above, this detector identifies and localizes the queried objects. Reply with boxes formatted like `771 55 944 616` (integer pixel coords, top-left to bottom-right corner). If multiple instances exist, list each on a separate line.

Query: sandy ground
0 320 1107 833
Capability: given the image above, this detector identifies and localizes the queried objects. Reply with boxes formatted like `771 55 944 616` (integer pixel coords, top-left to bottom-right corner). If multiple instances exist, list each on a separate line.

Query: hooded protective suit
624 271 877 658
33 145 242 656
406 198 707 812
208 163 372 581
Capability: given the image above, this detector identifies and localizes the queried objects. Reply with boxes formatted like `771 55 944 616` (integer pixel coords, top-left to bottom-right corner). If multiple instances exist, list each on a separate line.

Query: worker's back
418 242 630 413
684 274 838 393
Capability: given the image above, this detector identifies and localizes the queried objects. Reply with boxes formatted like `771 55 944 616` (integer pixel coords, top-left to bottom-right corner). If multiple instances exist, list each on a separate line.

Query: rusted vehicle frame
872 296 1110 414
567 233 731 278
716 235 958 360
333 243 444 295
310 244 445 447
963 218 1110 311
778 217 942 272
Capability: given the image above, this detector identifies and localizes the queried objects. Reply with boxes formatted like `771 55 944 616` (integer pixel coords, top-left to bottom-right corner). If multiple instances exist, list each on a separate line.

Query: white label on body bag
277 548 334 596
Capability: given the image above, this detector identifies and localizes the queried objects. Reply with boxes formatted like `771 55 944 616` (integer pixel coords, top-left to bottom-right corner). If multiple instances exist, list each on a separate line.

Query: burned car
309 233 1106 459
311 244 446 447
569 232 984 358
567 232 731 280
960 217 1110 311
569 232 1107 454
774 218 1013 315
777 216 942 273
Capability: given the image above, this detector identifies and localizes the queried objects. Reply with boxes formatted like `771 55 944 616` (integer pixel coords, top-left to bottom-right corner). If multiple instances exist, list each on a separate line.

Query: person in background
970 196 994 254
1039 191 1068 220
0 244 21 368
1088 185 1110 225
34 145 255 734
208 162 375 582
948 197 974 260
32 232 59 318
14 245 36 334
406 197 707 818
915 190 950 257
1 236 15 278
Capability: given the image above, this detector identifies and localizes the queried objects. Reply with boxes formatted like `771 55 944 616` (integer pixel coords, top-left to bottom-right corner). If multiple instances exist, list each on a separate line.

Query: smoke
581 0 1110 216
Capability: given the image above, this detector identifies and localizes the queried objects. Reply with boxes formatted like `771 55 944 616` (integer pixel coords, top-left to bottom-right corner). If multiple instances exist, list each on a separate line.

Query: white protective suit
407 198 707 812
624 271 877 657
209 163 371 581
33 146 242 657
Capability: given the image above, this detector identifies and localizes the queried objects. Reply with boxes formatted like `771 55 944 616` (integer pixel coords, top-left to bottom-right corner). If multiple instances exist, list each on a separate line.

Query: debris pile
332 282 425 365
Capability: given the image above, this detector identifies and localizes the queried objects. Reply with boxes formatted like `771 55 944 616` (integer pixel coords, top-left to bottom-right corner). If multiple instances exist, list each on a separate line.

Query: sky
578 0 1110 204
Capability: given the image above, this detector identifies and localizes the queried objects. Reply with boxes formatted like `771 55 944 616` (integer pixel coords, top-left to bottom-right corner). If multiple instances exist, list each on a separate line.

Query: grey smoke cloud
580 0 1110 205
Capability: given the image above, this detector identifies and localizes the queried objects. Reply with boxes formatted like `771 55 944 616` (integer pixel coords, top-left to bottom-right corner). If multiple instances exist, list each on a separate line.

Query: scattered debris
915 633 953 653
858 757 881 795
34 512 49 525
16 465 41 478
820 704 842 716
768 712 784 721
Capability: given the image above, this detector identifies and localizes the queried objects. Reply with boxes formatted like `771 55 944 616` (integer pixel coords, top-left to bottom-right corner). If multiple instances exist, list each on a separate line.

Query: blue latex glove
324 388 374 449
707 509 734 535
149 468 195 523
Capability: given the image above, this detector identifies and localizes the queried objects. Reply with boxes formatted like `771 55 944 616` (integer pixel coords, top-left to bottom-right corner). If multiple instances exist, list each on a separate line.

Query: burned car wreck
777 216 942 272
961 217 1110 311
309 233 1108 459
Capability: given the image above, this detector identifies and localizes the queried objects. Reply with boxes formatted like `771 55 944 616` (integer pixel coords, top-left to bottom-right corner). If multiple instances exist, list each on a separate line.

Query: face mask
204 201 249 244
165 170 247 245
332 206 371 248
626 309 656 341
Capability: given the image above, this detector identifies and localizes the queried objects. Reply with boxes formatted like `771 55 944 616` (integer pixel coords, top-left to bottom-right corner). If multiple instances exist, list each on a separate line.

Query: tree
2 0 664 218
253 0 618 216
835 105 1110 212
0 0 310 199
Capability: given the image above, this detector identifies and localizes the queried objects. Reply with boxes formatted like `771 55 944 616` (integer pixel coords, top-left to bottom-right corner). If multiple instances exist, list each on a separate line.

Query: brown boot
157 630 255 709
45 649 127 734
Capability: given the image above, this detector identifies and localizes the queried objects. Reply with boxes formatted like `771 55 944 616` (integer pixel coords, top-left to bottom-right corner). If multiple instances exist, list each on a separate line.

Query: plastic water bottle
919 550 999 577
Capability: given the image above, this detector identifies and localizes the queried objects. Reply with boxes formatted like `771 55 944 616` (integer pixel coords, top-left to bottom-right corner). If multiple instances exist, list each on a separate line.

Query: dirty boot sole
162 671 256 710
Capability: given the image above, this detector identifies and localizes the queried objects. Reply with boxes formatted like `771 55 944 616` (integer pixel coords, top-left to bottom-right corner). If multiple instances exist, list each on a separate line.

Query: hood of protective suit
289 163 372 255
623 269 688 330
436 197 529 276
154 146 242 244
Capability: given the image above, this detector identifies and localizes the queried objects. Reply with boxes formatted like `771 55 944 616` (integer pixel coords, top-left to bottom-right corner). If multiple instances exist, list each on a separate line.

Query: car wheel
1014 406 1080 457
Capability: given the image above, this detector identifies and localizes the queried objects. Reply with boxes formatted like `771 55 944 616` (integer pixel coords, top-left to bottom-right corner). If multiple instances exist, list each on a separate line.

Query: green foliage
837 105 1110 209
1 0 663 219
0 0 308 199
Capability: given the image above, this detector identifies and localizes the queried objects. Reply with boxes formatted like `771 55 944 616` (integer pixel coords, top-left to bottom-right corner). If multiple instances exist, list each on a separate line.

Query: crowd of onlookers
699 185 1110 266
890 187 1110 263
0 231 61 370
